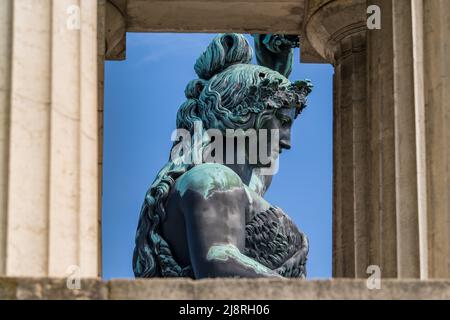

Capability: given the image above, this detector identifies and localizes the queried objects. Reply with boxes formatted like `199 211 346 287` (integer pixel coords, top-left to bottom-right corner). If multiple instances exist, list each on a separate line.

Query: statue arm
252 34 299 78
174 164 281 279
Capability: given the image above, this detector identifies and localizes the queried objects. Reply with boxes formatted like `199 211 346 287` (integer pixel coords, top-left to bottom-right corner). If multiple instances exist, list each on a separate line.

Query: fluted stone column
391 0 426 279
423 0 450 279
307 0 450 279
0 0 12 276
105 0 127 60
305 0 450 279
366 0 428 279
0 0 99 277
306 0 370 278
366 0 450 280
366 0 398 278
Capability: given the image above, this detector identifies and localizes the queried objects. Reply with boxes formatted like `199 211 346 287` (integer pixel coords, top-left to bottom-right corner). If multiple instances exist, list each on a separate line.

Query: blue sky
103 33 334 279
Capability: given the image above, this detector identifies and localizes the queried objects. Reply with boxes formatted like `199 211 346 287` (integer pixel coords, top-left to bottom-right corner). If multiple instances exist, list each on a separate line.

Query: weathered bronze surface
133 34 312 279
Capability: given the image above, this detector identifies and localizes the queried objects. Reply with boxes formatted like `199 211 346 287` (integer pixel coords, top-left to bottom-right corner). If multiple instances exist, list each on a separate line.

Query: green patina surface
133 33 311 278
206 243 273 275
176 163 243 199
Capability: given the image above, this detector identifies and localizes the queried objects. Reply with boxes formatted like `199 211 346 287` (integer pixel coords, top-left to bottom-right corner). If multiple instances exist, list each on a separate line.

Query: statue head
175 34 312 169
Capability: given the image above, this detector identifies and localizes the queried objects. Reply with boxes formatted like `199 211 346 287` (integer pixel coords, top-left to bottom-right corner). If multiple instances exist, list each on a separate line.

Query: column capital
304 0 367 64
105 0 127 60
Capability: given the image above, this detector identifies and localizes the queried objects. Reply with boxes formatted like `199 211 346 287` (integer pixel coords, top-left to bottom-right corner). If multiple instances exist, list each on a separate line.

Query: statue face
256 106 296 165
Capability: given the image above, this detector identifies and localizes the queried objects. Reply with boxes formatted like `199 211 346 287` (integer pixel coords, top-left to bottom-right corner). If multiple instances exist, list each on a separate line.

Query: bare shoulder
174 163 244 200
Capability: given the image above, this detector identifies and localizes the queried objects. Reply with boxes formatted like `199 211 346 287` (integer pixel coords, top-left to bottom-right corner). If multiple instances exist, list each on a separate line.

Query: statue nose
280 140 291 150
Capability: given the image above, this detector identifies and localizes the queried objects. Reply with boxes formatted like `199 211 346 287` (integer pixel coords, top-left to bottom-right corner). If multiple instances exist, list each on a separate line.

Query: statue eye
275 109 293 126
278 115 292 126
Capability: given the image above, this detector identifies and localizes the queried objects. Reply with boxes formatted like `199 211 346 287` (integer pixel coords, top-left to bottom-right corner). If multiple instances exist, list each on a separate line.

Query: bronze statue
133 34 312 279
